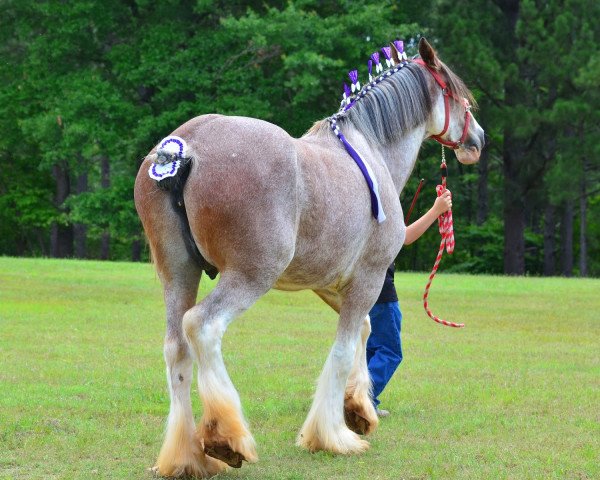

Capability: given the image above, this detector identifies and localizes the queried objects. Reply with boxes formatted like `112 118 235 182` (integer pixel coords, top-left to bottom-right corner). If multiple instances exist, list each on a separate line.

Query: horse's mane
435 57 477 110
305 58 476 146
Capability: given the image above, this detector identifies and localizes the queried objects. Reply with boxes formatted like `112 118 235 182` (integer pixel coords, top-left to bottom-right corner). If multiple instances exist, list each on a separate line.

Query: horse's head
416 38 485 165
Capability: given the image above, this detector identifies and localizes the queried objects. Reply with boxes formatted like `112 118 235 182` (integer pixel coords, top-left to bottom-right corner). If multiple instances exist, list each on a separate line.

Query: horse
134 37 484 478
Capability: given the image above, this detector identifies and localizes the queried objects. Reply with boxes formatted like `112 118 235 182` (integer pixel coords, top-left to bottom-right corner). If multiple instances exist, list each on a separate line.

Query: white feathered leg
344 315 379 435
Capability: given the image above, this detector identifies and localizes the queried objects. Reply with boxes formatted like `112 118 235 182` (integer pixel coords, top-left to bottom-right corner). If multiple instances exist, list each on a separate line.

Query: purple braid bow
348 69 361 93
371 52 382 74
381 46 393 67
348 70 358 84
393 40 407 61
342 83 351 103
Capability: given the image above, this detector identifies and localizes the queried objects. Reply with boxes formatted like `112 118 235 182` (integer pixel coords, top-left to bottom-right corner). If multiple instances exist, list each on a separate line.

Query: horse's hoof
204 443 245 468
344 408 370 435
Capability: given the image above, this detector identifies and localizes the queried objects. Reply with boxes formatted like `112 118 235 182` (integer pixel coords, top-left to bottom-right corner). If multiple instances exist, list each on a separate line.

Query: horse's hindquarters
182 129 300 279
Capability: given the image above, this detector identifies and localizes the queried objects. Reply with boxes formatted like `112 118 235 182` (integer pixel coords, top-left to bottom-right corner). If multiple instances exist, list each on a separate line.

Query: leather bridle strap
412 58 472 150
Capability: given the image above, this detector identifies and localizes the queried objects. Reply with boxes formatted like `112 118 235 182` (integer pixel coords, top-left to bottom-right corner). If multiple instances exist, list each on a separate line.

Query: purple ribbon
160 137 185 157
330 119 385 222
343 83 351 98
339 134 379 219
151 161 178 179
348 70 358 84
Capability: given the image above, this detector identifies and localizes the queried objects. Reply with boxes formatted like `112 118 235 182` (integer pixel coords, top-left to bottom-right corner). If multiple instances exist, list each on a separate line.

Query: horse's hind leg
183 271 272 468
154 271 227 478
313 290 379 437
135 177 225 478
298 284 379 454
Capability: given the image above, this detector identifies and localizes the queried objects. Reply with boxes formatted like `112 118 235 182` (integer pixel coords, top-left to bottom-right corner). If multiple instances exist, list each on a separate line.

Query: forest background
1 0 598 276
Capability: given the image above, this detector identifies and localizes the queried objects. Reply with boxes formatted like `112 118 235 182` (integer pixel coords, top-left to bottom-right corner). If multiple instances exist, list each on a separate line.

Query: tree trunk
499 0 526 275
503 200 525 275
50 163 73 258
73 225 87 258
74 169 88 258
37 229 49 256
100 156 111 260
503 128 526 275
561 200 574 277
579 171 588 277
131 238 142 262
100 233 110 260
543 204 555 276
476 146 489 225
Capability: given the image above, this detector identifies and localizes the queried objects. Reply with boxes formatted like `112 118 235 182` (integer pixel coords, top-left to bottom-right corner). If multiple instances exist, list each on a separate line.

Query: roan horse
134 38 484 478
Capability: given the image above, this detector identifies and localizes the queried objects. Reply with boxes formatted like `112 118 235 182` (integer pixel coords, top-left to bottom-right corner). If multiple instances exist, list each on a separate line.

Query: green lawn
0 257 598 479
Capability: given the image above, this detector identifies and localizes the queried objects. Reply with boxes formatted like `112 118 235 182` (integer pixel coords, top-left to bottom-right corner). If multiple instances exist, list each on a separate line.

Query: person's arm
404 190 452 245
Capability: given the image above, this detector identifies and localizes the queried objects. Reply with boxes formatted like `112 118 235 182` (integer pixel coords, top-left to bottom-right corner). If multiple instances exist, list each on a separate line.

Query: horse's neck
379 126 427 196
339 124 427 197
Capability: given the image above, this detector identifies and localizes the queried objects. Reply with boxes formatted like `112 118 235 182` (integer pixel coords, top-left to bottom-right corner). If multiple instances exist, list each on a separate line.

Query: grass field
0 257 598 480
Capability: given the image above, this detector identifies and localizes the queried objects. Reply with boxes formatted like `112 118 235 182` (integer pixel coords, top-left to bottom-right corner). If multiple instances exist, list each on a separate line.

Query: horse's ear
418 37 441 70
390 42 401 65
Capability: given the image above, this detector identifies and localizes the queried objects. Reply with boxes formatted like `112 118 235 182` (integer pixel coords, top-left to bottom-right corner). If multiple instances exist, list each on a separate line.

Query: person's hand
433 189 452 216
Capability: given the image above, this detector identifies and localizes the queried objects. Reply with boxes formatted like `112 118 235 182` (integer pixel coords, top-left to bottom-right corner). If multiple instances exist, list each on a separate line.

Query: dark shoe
376 408 390 418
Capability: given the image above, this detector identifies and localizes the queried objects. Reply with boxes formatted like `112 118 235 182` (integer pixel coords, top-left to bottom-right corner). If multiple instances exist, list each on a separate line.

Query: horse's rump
171 115 300 277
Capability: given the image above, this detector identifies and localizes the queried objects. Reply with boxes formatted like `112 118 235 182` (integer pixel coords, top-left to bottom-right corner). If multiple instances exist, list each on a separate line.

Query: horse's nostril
468 133 486 152
465 139 480 152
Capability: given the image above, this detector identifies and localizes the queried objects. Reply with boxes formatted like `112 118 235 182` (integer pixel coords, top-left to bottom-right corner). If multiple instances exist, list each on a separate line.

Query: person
367 189 453 417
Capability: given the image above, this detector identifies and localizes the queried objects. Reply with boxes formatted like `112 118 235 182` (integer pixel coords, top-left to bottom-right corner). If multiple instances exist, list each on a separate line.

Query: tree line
0 0 598 276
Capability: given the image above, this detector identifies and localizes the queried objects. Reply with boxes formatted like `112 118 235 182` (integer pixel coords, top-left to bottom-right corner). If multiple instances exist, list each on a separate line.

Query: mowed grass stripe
0 257 598 480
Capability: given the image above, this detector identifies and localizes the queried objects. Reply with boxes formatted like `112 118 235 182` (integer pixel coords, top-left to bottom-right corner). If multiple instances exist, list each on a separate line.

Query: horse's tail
151 135 219 279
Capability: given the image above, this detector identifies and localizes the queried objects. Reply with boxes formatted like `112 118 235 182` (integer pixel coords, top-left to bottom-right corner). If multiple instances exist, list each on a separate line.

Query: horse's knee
331 341 357 377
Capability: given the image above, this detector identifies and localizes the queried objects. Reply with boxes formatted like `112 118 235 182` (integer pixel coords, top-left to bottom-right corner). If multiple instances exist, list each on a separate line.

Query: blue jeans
367 301 403 407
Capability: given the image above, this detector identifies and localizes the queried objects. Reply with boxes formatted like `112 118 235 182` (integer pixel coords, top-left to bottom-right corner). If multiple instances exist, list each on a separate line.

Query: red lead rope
422 151 464 328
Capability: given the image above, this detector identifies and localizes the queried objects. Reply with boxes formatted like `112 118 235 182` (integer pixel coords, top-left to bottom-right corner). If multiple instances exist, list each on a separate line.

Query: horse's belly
272 224 376 291
273 263 343 291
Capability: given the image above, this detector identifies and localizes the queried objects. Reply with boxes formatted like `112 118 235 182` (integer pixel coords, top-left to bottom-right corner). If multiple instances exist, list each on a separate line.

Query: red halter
412 59 472 149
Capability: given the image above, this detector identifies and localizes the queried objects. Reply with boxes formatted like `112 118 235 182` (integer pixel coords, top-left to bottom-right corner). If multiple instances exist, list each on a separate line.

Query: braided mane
305 55 475 146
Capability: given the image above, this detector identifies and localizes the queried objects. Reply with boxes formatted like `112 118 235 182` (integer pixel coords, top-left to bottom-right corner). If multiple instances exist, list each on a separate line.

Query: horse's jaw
455 146 480 165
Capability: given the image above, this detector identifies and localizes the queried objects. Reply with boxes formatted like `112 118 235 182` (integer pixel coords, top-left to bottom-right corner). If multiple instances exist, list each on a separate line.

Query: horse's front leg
298 283 379 454
344 315 379 435
314 290 378 437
